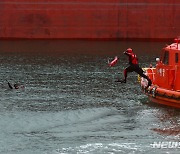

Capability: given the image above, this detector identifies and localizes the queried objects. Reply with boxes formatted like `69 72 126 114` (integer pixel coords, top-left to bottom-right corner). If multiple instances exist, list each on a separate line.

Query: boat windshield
175 53 179 64
161 50 169 65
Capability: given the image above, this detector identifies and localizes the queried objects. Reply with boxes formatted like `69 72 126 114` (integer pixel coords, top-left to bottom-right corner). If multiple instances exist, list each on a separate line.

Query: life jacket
128 52 138 65
109 56 118 67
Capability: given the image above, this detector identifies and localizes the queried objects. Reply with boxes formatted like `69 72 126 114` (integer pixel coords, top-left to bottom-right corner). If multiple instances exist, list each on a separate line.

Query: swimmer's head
14 84 19 89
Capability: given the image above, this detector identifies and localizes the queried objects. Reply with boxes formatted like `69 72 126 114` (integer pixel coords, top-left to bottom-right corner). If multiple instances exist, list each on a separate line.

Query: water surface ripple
0 40 179 154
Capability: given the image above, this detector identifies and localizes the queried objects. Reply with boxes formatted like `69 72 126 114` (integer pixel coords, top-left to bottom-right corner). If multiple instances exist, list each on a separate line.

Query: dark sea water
0 40 180 154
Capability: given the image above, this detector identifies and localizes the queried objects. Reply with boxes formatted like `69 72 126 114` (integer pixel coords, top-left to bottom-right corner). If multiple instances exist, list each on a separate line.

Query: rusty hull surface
0 0 180 39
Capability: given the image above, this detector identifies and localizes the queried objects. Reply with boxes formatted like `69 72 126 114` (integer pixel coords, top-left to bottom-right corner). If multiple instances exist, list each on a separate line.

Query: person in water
109 48 152 88
7 81 24 89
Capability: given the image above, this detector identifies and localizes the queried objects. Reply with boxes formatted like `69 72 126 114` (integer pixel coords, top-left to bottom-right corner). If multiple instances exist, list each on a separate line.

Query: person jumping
109 48 152 88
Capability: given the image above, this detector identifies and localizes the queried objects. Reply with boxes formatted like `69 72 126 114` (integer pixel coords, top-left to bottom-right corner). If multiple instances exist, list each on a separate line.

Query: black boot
148 79 152 87
145 79 152 89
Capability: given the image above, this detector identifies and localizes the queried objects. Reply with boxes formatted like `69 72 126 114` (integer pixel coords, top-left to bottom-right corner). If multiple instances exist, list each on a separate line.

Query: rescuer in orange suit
109 48 152 88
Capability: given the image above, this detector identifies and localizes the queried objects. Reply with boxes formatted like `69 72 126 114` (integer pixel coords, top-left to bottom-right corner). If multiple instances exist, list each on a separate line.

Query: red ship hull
1 0 180 39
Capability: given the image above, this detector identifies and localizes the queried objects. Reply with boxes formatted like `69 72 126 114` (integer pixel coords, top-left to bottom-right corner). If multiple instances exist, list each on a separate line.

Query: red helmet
126 48 133 53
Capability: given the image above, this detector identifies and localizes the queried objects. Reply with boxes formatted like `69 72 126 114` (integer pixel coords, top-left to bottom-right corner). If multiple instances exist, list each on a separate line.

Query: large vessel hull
1 0 180 39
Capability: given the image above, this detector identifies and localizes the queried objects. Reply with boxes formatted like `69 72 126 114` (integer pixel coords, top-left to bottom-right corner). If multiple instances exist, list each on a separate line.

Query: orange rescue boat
141 39 180 108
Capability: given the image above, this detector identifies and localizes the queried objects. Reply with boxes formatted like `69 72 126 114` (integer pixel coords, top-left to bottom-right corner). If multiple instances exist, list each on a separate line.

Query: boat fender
152 87 157 98
108 56 118 67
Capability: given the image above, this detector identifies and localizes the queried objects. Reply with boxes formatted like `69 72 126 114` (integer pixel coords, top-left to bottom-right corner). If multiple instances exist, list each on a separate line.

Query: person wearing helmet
109 48 152 88
120 48 152 87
